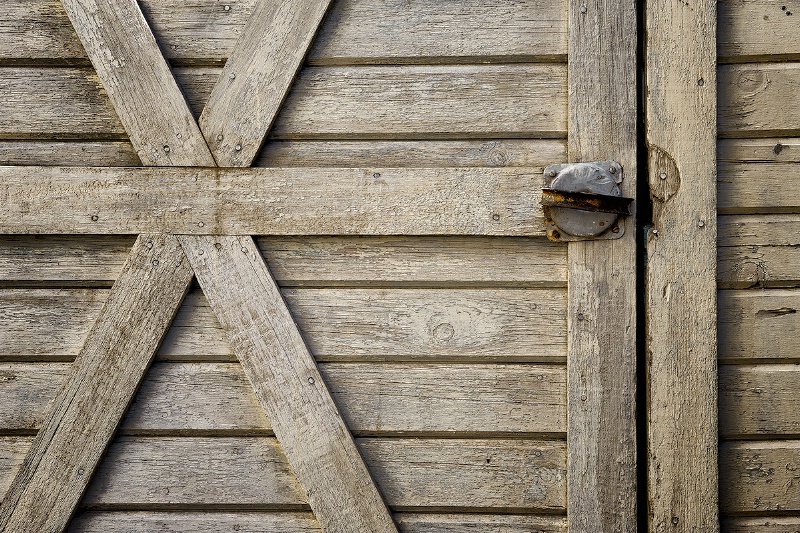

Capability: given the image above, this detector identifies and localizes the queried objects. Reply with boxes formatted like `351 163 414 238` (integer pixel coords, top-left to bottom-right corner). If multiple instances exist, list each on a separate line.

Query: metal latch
541 161 633 242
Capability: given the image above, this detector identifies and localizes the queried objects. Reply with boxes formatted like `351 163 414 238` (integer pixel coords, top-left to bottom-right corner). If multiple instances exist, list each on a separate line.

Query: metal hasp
541 161 633 242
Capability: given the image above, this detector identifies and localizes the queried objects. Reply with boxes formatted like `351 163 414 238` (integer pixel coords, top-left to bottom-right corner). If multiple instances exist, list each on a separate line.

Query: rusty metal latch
541 161 633 242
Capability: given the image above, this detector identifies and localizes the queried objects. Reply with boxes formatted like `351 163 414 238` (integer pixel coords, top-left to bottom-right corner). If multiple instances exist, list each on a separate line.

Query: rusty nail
611 226 620 233
552 230 561 239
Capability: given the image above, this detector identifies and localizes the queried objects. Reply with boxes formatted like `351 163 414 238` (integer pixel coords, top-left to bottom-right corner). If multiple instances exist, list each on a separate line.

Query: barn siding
0 1 570 531
718 0 800 529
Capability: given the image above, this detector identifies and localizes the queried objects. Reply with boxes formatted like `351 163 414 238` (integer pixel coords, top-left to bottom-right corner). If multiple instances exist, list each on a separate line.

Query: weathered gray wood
0 166 545 236
67 511 568 533
1 0 567 65
0 362 567 436
718 216 800 288
1 288 566 362
0 66 566 139
719 289 800 362
719 364 800 437
719 64 800 137
0 235 566 288
0 234 193 533
200 0 333 166
80 436 567 511
719 0 800 63
719 440 800 513
0 437 29 499
257 139 567 168
0 141 140 167
646 0 719 529
566 0 637 529
60 0 214 166
0 139 566 170
180 235 396 533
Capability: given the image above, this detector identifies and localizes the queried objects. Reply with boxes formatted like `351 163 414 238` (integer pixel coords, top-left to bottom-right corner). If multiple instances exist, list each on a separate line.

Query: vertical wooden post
646 0 719 530
567 0 638 530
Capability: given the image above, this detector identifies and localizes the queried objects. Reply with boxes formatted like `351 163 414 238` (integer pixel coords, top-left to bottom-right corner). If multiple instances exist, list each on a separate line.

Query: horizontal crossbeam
0 166 544 236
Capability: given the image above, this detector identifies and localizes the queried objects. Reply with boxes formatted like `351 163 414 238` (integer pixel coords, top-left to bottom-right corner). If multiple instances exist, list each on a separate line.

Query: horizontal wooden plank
720 440 800 514
0 141 140 166
0 68 123 139
173 65 567 139
722 517 800 532
256 139 567 168
719 64 800 138
718 216 800 287
1 0 567 65
0 362 566 435
0 166 546 236
0 66 565 139
0 288 566 362
720 365 800 437
719 290 800 362
0 235 566 288
0 139 567 168
0 437 28 499
719 140 800 213
719 0 800 63
68 511 567 532
78 437 566 511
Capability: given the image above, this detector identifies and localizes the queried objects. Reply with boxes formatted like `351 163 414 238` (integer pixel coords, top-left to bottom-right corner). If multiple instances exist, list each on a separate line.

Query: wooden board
0 362 567 436
68 511 568 533
0 66 566 140
719 440 800 514
75 437 567 512
0 0 567 66
719 64 800 138
0 235 193 533
181 235 396 532
719 290 800 362
566 0 638 529
719 365 800 438
719 0 800 63
199 0 333 166
718 215 800 288
646 0 719 529
0 288 566 362
722 517 800 532
60 0 214 166
0 166 546 236
0 141 140 167
0 235 566 288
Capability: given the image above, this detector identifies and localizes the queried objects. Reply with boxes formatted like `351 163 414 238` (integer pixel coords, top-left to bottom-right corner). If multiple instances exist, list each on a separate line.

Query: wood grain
60 0 214 166
0 362 567 436
0 287 566 362
77 437 567 511
200 0 333 166
721 517 800 532
719 289 800 362
719 364 800 438
0 166 546 236
718 216 800 288
719 440 800 514
566 0 638 529
0 141 140 166
646 0 719 529
719 0 800 63
0 235 193 533
0 0 567 65
180 235 396 532
67 511 568 533
719 64 800 138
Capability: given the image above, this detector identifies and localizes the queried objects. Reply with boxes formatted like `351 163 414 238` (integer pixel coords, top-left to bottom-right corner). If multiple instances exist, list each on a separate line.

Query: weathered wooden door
0 1 644 531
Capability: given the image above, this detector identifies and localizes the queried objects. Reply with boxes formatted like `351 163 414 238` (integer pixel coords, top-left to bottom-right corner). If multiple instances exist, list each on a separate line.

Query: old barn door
0 0 636 531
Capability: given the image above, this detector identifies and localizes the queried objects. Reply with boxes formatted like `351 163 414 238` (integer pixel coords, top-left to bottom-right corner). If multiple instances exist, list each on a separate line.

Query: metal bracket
541 161 633 242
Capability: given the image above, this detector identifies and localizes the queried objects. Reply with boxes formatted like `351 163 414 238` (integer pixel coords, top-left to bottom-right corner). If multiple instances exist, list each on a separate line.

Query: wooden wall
718 0 800 529
0 1 572 531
